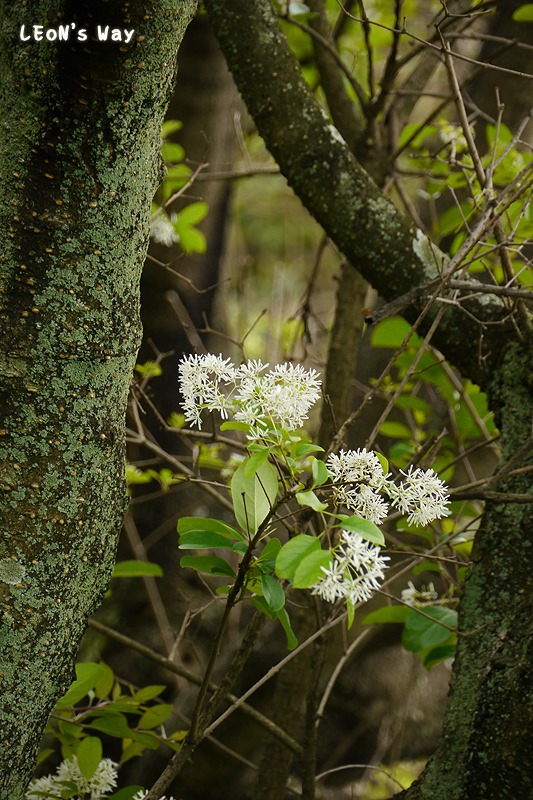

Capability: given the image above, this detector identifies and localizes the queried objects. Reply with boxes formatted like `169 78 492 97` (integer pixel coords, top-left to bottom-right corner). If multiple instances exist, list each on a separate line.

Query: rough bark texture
0 2 195 796
204 0 521 390
396 343 533 800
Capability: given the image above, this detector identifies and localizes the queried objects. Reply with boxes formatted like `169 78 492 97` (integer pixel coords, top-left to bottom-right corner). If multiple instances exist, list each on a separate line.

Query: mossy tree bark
205 2 533 797
0 2 195 797
393 343 533 798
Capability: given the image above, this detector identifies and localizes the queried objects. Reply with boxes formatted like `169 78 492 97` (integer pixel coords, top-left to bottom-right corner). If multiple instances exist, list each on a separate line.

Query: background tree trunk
0 2 195 796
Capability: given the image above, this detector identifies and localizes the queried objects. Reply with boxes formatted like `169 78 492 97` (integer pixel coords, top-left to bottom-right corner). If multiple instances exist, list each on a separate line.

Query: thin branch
282 13 368 108
87 619 303 755
123 512 176 658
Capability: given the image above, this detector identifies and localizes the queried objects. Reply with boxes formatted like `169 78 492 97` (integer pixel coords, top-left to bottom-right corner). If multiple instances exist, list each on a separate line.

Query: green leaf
423 643 456 669
130 731 160 750
231 458 278 535
125 465 153 485
134 360 162 378
244 447 270 478
132 685 167 703
119 741 146 764
292 549 332 588
76 736 102 779
109 788 145 800
276 607 298 650
256 538 281 570
55 663 108 709
375 452 389 475
291 442 324 458
175 223 206 254
275 534 320 580
295 489 327 512
178 517 244 541
311 458 330 487
379 421 412 439
335 515 385 546
112 560 163 578
36 748 55 767
260 573 286 612
346 598 355 629
161 141 185 163
402 607 458 653
220 420 252 432
180 555 235 578
178 201 209 226
371 317 414 348
94 663 115 700
161 119 182 138
178 531 237 550
138 703 173 730
251 595 276 619
363 605 414 625
513 4 533 21
88 714 133 739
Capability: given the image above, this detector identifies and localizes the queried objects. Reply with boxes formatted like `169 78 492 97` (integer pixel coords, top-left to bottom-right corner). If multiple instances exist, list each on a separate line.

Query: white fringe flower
326 449 389 523
311 531 390 606
178 353 237 429
178 354 321 435
234 362 321 432
150 212 179 247
401 580 439 607
326 450 449 529
26 757 118 800
391 466 450 526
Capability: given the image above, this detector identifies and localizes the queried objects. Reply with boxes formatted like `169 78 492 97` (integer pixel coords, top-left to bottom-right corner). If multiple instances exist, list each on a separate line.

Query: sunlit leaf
76 736 102 779
112 560 163 579
231 458 278 535
335 515 385 546
292 549 332 588
275 534 320 580
55 663 108 709
363 606 413 625
295 489 327 512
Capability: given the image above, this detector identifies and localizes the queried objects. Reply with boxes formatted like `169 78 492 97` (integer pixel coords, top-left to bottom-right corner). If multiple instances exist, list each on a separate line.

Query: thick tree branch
204 0 528 388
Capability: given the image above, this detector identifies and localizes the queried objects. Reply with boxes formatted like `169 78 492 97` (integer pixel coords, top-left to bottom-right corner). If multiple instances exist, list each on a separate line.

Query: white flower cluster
311 531 390 605
326 449 450 528
26 757 117 800
392 466 451 527
178 354 321 435
26 757 177 800
326 448 389 524
150 211 178 247
401 580 439 607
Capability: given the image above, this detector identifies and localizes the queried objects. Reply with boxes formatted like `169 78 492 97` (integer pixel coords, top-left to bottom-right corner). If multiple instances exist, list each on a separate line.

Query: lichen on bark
0 2 196 796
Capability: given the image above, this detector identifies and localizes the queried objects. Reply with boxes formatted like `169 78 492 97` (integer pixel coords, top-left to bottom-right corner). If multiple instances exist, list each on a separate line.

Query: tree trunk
397 342 533 799
0 2 195 797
